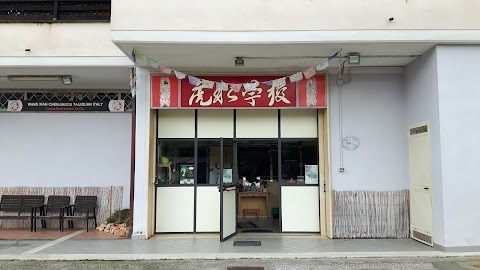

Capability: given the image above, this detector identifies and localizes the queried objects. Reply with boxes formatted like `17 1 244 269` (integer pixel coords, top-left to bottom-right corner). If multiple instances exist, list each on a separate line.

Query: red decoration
151 76 178 108
298 75 326 107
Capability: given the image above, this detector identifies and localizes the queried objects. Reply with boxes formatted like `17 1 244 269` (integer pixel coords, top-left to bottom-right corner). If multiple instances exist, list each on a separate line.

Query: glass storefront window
281 140 318 185
237 141 278 186
197 140 234 185
157 141 194 185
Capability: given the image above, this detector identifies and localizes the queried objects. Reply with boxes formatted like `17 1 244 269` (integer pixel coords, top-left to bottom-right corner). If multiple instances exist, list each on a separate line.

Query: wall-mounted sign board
151 75 326 109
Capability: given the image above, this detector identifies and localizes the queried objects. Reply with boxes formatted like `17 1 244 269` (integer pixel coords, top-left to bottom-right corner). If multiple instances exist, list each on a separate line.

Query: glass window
197 140 234 185
281 140 318 185
238 141 278 184
157 141 194 185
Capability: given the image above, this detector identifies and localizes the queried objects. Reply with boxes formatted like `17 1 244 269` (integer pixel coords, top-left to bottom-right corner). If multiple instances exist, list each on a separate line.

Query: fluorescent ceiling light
7 75 73 85
8 75 61 81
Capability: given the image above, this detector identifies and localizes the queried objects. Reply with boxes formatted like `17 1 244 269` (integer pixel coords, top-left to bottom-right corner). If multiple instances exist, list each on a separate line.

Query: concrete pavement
1 232 480 266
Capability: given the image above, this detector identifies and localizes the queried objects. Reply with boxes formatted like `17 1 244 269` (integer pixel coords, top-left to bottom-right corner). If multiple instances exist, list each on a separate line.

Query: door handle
423 187 430 190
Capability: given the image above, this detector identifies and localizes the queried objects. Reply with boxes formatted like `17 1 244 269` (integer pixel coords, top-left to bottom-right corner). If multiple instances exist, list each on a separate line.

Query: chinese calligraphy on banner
151 75 326 109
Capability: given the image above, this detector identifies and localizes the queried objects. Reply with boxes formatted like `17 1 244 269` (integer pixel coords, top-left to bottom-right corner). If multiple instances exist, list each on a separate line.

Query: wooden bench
0 195 45 232
242 208 260 220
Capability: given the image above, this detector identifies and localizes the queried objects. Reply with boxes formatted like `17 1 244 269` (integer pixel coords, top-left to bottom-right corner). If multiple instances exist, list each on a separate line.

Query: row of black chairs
0 195 97 232
34 195 98 232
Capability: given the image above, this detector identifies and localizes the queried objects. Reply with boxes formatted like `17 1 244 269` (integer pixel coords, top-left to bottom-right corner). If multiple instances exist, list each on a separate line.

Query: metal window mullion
53 1 58 21
193 109 198 232
278 109 282 232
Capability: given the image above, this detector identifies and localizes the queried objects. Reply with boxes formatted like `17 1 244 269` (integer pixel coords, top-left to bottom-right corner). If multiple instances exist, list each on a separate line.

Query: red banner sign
151 75 325 109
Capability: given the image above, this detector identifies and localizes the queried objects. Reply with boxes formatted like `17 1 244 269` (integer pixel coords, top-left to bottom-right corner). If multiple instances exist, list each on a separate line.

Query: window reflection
157 141 194 185
156 140 319 186
281 141 318 184
197 141 233 185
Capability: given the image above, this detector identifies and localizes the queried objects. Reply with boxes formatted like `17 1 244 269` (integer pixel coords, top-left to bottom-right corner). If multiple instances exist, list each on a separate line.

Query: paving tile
0 228 122 240
0 240 51 255
22 236 437 256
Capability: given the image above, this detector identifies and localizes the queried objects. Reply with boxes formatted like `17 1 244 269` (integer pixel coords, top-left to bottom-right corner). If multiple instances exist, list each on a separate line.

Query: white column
132 67 151 239
435 45 480 250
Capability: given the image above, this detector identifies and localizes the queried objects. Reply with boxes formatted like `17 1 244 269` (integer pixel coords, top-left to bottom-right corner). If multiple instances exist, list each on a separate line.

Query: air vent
410 125 428 135
413 230 432 245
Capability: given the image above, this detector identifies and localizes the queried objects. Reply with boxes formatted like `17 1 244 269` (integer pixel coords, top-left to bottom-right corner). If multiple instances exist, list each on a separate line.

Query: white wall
436 45 480 248
405 47 445 246
111 0 480 31
0 23 124 57
0 113 132 208
329 73 408 191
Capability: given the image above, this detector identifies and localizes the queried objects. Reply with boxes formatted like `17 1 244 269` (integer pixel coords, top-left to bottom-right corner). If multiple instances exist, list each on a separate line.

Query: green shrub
106 208 129 225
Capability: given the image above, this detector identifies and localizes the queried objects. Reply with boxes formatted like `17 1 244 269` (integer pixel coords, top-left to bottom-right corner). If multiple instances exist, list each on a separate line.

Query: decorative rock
98 223 129 237
96 223 106 231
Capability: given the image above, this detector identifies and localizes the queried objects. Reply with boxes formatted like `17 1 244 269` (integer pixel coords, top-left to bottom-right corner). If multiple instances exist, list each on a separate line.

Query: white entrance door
408 122 433 246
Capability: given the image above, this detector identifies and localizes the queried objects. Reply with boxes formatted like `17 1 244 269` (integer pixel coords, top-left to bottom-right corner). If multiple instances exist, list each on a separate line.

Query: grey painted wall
405 47 445 246
329 73 408 191
0 113 132 208
436 45 480 248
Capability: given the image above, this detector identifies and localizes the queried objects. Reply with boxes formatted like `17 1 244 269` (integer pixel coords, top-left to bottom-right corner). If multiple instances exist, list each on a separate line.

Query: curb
1 251 480 261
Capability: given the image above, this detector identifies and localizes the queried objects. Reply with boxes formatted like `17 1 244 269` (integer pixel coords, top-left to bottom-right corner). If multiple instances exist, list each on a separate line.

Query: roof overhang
112 30 480 73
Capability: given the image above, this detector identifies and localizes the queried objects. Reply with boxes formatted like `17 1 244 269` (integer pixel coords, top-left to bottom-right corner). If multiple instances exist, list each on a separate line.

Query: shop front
150 74 329 240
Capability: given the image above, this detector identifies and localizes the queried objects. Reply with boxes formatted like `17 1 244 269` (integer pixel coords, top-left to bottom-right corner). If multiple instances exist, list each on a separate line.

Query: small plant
106 208 129 225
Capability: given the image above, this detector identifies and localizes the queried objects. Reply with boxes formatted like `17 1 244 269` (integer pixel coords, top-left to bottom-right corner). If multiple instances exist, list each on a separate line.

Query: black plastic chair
62 196 97 232
34 196 70 232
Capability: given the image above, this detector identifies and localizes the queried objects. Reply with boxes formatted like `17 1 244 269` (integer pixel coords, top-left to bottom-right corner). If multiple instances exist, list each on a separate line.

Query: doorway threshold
152 233 324 239
236 233 324 239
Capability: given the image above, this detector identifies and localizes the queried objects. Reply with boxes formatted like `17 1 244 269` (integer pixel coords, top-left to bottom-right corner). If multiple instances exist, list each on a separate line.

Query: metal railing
0 0 111 22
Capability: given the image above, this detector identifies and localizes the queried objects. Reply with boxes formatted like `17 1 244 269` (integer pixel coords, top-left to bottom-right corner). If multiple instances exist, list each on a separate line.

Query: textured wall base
332 190 410 239
0 186 123 229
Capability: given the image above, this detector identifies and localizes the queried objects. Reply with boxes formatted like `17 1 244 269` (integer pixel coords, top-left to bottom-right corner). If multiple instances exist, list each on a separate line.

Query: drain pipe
338 84 344 172
337 57 345 173
128 109 136 238
128 72 137 238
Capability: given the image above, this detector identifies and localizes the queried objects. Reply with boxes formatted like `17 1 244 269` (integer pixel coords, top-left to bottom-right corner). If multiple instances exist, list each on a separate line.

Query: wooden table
238 192 270 217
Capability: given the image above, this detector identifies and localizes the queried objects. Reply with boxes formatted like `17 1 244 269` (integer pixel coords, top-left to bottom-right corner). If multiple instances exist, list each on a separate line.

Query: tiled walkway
1 232 480 261
0 228 123 240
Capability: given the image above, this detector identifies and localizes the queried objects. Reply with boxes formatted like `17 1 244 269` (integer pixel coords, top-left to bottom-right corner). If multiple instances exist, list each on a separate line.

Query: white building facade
1 0 479 252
